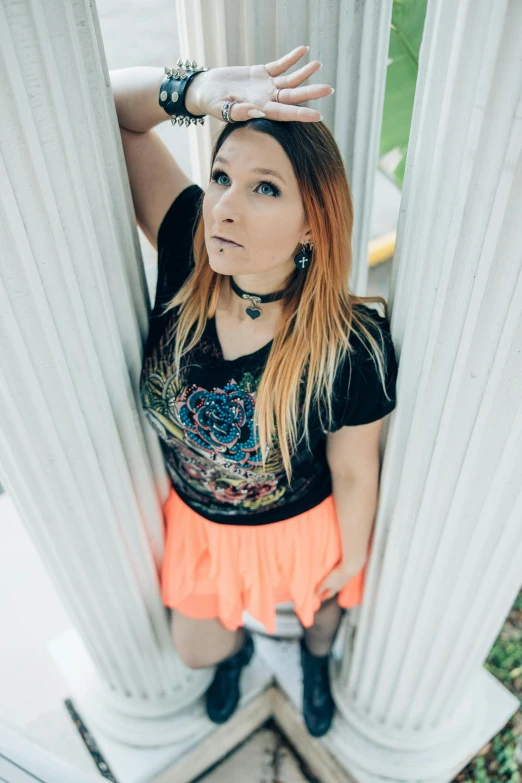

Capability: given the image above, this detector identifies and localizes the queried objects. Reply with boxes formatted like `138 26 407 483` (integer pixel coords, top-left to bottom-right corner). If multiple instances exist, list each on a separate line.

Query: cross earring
294 240 313 271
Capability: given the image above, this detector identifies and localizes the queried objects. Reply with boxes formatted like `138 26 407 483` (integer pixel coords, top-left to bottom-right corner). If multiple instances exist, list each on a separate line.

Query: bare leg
170 608 245 670
301 593 344 656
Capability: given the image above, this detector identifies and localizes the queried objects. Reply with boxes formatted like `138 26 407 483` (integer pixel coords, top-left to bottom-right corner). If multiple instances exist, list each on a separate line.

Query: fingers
274 60 323 90
316 579 330 595
270 59 334 119
273 82 334 106
227 102 265 122
262 101 323 121
224 98 319 123
264 44 310 78
316 587 334 601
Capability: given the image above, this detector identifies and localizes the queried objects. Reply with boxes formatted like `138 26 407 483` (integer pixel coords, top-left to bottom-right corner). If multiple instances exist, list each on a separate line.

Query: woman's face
203 128 311 292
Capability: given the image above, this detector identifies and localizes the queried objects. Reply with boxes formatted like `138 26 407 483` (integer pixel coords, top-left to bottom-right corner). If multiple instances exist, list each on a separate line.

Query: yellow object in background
368 230 396 267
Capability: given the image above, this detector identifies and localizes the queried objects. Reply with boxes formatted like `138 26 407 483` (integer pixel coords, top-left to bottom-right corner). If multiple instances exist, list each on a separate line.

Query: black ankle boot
205 629 255 724
299 636 336 737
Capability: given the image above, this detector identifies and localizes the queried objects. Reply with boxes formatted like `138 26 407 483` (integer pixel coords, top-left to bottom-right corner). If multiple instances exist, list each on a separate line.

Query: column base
327 667 519 781
48 626 519 783
255 635 519 783
48 626 275 783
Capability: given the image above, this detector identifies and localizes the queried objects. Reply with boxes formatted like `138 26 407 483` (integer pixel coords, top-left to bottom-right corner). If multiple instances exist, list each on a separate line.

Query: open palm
196 45 334 123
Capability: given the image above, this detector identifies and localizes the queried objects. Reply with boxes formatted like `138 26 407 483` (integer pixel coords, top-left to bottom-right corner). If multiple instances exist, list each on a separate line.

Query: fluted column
326 1 522 780
0 0 214 768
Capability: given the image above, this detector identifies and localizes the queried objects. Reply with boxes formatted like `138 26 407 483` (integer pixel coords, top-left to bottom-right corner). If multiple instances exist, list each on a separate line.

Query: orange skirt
160 484 368 635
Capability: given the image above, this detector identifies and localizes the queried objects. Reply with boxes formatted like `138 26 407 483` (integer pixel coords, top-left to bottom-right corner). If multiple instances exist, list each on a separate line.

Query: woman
111 45 398 737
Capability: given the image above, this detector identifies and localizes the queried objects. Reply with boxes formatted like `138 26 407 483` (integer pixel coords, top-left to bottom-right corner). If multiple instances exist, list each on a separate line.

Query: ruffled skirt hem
161 485 368 635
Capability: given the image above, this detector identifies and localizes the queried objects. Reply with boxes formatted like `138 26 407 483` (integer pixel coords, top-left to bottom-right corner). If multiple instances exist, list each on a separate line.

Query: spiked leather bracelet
159 58 210 127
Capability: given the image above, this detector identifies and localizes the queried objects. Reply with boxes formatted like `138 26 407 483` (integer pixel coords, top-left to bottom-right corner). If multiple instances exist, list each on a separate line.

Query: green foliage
379 0 428 188
455 590 522 782
485 637 522 689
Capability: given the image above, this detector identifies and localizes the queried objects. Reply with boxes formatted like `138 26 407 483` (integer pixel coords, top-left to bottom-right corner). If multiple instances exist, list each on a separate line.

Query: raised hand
190 45 334 123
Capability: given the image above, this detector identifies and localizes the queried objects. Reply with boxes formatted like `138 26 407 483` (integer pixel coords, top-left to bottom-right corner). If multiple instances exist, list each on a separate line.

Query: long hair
160 118 392 484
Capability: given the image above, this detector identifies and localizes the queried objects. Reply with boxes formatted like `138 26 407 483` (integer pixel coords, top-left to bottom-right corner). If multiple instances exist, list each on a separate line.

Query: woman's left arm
315 472 379 598
331 471 379 565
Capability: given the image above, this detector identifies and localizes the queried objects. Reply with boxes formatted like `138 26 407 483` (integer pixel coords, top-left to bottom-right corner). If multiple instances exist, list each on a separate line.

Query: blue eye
210 168 281 198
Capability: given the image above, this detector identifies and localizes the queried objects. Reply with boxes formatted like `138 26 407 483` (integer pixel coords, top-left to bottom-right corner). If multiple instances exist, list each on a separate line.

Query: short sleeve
329 308 399 430
153 183 204 311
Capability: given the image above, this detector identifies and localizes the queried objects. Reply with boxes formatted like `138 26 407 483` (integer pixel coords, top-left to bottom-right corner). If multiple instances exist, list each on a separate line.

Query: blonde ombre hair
161 118 393 484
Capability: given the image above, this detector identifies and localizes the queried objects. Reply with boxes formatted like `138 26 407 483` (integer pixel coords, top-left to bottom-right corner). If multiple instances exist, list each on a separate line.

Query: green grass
454 592 522 782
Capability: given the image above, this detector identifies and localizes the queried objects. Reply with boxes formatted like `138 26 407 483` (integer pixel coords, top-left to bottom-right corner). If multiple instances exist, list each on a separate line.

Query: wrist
341 551 367 574
185 70 210 116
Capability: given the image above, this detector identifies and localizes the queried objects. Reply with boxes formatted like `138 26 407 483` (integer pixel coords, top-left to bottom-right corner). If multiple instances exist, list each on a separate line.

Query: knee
170 616 219 669
169 609 242 669
176 648 210 670
172 629 212 669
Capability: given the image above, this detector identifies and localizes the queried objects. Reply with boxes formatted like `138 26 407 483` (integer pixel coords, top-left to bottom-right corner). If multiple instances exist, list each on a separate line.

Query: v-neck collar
207 316 274 365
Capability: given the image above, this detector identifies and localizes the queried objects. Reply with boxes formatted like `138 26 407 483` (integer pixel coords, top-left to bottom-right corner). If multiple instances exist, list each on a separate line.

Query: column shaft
0 0 212 749
328 1 522 780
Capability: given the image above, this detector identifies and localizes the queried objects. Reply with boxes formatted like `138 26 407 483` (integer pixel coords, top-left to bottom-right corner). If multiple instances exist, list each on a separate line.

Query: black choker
229 276 287 320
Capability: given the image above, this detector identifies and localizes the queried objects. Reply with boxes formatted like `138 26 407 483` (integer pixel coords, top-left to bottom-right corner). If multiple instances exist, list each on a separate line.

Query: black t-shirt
139 184 398 526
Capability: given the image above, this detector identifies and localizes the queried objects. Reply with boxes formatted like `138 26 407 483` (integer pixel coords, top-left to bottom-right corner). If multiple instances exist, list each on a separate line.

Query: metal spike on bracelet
159 57 210 127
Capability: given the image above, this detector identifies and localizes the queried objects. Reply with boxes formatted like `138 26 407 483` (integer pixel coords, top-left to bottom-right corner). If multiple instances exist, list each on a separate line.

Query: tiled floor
0 0 399 780
195 725 316 783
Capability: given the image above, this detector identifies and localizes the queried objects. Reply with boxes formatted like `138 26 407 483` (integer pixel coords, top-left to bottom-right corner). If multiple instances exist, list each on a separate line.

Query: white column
0 0 216 773
326 1 522 780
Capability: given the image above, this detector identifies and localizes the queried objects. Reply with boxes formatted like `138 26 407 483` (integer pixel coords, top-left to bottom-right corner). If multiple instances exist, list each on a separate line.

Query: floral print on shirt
140 326 304 517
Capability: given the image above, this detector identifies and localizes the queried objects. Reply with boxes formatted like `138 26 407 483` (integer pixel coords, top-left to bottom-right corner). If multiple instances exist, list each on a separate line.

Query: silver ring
221 99 239 123
275 88 282 103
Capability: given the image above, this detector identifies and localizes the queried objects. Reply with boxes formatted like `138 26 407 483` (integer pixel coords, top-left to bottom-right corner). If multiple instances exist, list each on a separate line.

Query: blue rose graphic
179 381 264 466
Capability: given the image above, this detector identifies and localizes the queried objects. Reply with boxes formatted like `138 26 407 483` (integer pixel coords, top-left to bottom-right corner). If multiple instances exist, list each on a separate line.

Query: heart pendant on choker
228 275 287 320
218 239 313 319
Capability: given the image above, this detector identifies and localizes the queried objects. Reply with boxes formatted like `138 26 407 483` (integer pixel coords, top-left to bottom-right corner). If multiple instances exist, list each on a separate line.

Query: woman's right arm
110 67 204 250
